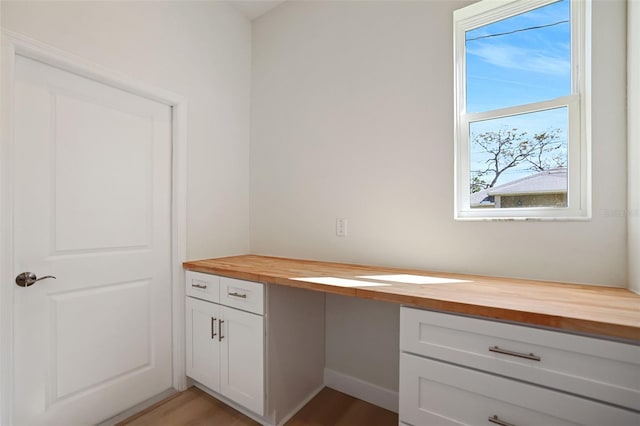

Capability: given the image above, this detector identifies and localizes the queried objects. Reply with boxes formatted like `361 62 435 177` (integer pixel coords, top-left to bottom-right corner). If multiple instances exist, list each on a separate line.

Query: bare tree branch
470 127 566 193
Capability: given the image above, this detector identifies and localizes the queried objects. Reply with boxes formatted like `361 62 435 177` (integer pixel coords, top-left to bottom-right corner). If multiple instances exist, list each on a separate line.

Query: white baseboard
323 368 398 413
193 382 272 425
97 374 396 426
275 384 324 426
194 381 324 426
97 388 177 426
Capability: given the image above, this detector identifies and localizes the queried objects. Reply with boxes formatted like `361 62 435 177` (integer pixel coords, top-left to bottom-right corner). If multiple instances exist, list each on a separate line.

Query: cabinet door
186 297 221 392
219 305 264 415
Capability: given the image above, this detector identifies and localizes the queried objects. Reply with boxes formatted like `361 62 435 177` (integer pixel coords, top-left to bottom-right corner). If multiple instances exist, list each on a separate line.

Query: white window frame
453 0 591 221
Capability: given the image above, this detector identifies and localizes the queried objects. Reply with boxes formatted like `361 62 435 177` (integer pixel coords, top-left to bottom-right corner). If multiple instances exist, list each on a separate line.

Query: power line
466 20 569 42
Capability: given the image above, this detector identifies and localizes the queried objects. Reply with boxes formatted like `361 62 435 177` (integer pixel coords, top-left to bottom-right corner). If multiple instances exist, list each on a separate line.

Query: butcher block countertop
183 255 640 343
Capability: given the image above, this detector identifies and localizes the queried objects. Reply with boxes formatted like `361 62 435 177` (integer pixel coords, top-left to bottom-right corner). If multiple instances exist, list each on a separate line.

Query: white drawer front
219 276 264 315
399 353 640 426
186 271 220 303
400 307 640 410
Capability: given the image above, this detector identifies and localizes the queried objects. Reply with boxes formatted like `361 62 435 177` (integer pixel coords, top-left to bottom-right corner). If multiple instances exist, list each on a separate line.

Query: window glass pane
469 107 568 209
465 0 571 113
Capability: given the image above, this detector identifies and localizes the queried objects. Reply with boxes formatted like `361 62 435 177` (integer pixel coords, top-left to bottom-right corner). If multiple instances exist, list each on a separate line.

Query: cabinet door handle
211 317 217 339
228 291 247 299
489 346 541 361
219 319 224 342
488 415 516 426
192 283 207 289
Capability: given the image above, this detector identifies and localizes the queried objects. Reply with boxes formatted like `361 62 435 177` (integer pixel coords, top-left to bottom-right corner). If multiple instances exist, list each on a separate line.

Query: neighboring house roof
471 168 567 206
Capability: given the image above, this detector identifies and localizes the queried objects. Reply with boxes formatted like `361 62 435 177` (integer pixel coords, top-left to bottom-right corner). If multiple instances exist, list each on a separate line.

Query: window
453 0 590 220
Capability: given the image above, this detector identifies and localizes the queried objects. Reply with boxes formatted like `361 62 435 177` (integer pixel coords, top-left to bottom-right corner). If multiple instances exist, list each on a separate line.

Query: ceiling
229 0 287 20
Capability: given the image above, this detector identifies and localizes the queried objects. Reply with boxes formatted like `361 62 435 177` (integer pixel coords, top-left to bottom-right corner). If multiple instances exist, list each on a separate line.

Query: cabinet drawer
186 271 219 303
400 307 640 410
219 276 264 315
399 353 640 426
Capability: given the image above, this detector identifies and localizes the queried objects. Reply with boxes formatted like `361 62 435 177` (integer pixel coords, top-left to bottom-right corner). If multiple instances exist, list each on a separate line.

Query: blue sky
465 0 571 187
466 0 571 112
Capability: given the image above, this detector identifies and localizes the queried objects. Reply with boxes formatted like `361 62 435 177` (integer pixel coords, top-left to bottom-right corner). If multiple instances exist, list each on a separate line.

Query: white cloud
468 43 569 76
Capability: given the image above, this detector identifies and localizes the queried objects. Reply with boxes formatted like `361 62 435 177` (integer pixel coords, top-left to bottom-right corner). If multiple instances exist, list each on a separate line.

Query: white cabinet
184 271 326 425
400 353 639 426
185 272 264 416
219 304 264 413
399 307 640 426
186 297 221 393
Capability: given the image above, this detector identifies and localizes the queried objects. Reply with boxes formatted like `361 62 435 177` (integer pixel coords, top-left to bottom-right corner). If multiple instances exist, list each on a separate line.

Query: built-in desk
183 255 640 425
184 254 640 342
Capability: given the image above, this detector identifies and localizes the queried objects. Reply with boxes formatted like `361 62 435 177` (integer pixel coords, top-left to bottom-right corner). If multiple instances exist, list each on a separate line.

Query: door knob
15 272 56 287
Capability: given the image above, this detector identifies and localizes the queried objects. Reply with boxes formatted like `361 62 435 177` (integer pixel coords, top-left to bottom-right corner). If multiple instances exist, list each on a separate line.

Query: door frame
0 29 188 426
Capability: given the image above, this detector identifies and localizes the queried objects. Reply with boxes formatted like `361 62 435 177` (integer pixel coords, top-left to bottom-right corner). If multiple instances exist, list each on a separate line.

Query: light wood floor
117 386 397 426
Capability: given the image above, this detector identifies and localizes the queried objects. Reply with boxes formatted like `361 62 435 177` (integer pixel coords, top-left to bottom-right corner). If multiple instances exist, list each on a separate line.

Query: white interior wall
251 0 628 392
2 0 632 404
325 294 399 392
629 0 639 294
1 0 252 260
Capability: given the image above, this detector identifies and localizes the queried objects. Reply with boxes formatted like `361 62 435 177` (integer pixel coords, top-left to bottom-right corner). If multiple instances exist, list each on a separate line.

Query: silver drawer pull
192 283 207 289
211 317 217 339
488 415 516 426
219 320 224 342
489 346 541 361
228 292 247 299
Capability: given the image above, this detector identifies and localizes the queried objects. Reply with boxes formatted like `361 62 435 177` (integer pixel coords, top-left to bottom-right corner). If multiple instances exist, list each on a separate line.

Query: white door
185 297 221 393
220 305 264 415
12 55 173 426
